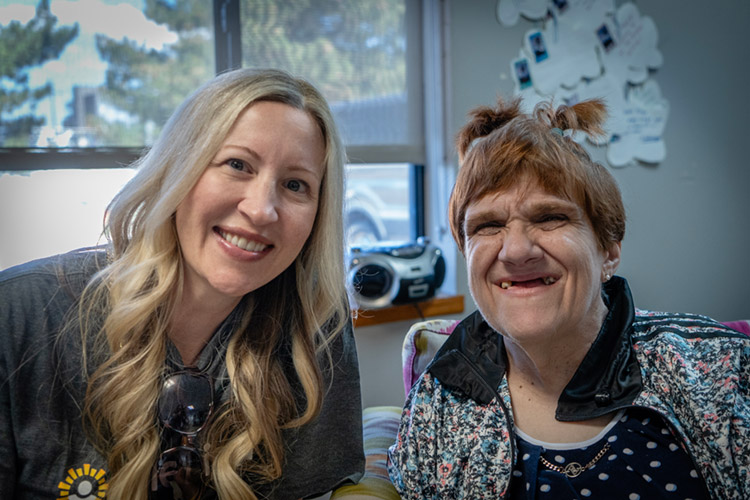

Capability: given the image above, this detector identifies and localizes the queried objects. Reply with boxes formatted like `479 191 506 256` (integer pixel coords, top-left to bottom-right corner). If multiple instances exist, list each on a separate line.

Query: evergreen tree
0 0 78 146
241 0 405 102
93 0 405 145
94 0 214 146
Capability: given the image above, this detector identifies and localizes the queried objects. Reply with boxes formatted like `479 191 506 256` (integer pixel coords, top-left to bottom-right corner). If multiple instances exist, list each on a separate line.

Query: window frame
0 0 444 278
1 0 425 165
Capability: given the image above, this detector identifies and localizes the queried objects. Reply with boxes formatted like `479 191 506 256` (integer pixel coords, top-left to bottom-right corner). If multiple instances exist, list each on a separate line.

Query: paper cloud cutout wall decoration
496 0 550 27
501 0 669 167
598 3 663 84
521 23 601 94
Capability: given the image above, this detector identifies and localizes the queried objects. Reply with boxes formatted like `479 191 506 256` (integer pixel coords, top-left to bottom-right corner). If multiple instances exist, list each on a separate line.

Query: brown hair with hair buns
449 96 625 253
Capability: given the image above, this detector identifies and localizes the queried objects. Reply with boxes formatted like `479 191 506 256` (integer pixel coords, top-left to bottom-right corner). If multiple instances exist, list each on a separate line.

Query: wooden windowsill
352 295 464 328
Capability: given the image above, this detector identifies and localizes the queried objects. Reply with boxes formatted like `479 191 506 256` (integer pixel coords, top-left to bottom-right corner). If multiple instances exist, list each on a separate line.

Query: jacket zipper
452 349 517 495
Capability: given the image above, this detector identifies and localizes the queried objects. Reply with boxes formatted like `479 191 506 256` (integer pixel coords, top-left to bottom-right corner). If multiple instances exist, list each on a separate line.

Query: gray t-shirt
0 248 364 499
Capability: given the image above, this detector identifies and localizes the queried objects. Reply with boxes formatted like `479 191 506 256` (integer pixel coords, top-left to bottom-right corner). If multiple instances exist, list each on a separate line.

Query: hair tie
550 127 564 136
466 136 485 155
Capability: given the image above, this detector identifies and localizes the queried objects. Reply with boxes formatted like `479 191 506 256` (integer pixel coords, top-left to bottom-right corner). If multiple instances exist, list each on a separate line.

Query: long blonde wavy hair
79 68 349 499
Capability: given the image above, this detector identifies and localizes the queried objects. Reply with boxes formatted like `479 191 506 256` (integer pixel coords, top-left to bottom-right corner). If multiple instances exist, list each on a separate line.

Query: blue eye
286 179 306 193
227 159 245 171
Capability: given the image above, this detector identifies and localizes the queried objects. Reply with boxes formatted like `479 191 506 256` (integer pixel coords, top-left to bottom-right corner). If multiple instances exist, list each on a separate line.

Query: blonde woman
0 68 364 499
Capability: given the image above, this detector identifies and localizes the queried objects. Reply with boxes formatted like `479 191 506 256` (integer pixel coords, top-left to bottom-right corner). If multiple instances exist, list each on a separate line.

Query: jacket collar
427 276 643 419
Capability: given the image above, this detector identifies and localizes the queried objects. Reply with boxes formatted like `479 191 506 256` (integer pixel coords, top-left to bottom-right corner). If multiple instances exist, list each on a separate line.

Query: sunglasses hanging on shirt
149 368 216 500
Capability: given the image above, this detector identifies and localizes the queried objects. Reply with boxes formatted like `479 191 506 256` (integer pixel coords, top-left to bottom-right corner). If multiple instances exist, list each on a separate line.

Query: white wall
354 312 467 408
354 319 432 408
356 0 750 409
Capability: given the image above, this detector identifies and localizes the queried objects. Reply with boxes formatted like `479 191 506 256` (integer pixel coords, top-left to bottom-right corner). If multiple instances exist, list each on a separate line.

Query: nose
497 223 542 265
237 179 279 225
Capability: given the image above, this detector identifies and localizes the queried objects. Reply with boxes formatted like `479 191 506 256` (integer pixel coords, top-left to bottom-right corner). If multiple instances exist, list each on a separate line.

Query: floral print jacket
387 277 749 499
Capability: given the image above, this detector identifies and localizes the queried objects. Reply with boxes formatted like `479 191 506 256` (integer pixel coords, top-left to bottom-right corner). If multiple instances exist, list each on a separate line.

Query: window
0 167 137 270
0 0 215 149
234 0 424 163
346 163 423 247
0 0 428 271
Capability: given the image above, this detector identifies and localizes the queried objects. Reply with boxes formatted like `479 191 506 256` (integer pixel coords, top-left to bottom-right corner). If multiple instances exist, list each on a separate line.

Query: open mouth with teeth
499 276 558 289
217 228 270 252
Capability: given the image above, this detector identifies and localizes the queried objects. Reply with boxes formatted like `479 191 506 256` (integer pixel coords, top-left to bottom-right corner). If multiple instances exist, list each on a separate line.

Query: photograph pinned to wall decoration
528 31 549 62
596 23 615 52
512 54 547 112
551 0 569 14
512 57 533 91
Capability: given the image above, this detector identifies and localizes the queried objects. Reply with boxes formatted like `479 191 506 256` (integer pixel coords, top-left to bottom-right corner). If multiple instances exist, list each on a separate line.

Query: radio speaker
348 239 446 309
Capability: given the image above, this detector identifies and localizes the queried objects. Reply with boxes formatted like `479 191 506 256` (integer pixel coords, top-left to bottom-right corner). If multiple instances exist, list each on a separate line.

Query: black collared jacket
387 277 749 499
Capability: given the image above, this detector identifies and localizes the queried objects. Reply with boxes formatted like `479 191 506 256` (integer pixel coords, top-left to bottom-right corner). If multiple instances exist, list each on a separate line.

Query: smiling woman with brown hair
387 97 749 499
0 68 364 499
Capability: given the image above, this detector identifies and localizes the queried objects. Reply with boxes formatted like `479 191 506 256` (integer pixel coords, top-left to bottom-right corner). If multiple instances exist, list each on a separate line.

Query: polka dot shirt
508 407 710 499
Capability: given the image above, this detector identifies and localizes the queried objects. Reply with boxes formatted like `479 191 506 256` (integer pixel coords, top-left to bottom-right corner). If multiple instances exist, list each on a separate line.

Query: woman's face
175 100 325 306
463 180 620 344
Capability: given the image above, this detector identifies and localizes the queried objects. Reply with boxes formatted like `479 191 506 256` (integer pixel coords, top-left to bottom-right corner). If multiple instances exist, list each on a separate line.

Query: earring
604 273 611 282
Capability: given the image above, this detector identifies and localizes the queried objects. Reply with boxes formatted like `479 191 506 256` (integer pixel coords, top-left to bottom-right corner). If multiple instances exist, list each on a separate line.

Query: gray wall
448 0 749 320
356 0 749 409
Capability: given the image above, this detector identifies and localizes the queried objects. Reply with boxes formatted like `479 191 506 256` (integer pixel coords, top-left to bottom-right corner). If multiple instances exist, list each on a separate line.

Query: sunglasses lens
158 372 213 434
152 371 216 498
150 447 206 500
